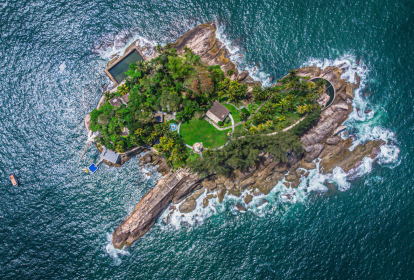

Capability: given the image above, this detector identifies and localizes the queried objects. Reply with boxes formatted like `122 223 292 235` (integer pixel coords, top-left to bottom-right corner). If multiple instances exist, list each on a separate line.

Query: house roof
122 127 130 136
109 97 122 107
101 147 120 164
153 112 164 122
120 94 129 104
207 101 230 121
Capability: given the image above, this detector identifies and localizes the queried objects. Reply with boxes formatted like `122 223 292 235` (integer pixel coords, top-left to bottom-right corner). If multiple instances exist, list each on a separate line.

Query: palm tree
262 102 275 115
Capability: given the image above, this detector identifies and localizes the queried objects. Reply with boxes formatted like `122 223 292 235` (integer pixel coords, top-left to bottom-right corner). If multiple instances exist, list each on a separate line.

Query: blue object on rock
88 164 98 173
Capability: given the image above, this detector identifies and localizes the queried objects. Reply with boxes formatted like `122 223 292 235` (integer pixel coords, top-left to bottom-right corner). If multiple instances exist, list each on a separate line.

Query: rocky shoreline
84 22 383 249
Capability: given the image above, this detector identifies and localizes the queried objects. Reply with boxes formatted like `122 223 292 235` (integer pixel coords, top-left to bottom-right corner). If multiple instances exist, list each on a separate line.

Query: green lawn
223 104 241 125
180 118 229 149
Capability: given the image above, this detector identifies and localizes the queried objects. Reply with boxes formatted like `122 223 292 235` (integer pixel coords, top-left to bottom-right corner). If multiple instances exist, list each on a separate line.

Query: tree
252 85 268 101
262 102 275 115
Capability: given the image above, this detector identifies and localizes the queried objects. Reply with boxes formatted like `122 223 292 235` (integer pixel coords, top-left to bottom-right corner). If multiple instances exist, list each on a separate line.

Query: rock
364 110 372 114
285 174 296 182
363 91 372 97
202 180 217 190
269 76 274 83
269 172 284 182
291 178 300 188
319 138 385 174
333 125 347 136
338 92 347 100
304 144 325 162
355 73 361 88
228 187 242 197
169 205 176 211
179 198 196 213
112 169 200 249
256 181 277 195
346 83 356 99
217 189 226 203
203 197 209 208
235 204 246 212
283 182 290 188
334 102 348 111
206 194 215 200
172 178 202 204
255 199 268 208
326 136 341 145
190 188 205 200
301 162 317 170
238 70 249 81
172 23 217 56
244 194 253 204
240 177 255 190
143 154 152 163
224 179 235 190
273 162 289 172
304 171 310 178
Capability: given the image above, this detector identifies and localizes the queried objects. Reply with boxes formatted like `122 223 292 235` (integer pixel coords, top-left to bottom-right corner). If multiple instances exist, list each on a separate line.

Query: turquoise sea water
0 0 413 278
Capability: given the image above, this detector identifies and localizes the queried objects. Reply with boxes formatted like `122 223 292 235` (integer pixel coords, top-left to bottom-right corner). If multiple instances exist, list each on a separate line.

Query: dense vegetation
89 46 248 167
89 45 327 171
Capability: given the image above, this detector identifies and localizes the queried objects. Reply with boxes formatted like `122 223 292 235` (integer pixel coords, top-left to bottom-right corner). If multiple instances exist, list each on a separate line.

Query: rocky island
84 22 383 249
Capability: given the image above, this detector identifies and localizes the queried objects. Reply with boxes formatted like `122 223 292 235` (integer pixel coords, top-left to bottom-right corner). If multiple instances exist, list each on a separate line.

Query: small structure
120 94 129 105
9 173 18 186
193 142 203 153
101 147 120 164
206 101 230 124
109 97 122 107
153 112 164 123
122 127 130 136
88 164 99 173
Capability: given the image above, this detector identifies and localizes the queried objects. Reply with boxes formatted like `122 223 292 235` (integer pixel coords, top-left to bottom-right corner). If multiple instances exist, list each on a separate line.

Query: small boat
9 173 18 186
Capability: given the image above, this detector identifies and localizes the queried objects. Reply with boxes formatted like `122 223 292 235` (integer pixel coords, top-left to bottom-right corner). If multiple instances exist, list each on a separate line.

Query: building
109 97 122 107
120 94 129 105
153 112 164 123
101 147 120 164
122 127 130 136
206 101 230 124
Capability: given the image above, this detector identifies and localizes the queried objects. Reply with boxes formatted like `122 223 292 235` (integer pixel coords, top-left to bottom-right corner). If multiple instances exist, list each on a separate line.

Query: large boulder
304 144 325 162
179 198 196 213
326 136 341 145
202 180 217 190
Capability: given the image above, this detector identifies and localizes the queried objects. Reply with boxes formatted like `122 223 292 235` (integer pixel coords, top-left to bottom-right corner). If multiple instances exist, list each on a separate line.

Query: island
83 22 384 249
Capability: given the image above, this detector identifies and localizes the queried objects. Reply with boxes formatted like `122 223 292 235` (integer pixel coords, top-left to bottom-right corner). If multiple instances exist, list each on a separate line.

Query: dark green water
0 0 413 279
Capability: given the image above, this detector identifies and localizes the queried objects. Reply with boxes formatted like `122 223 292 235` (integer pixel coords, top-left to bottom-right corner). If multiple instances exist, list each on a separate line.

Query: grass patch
247 102 259 114
186 147 200 162
180 118 229 149
223 103 241 124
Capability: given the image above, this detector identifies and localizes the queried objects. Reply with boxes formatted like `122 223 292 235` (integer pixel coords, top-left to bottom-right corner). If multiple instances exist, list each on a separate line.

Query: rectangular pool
108 49 144 84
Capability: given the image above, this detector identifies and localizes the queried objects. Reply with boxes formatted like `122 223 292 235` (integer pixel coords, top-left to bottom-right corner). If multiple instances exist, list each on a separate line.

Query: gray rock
244 194 253 204
285 175 296 182
202 180 217 190
304 144 325 162
301 162 317 170
238 70 249 81
333 125 347 135
326 136 341 145
224 179 235 190
235 204 246 212
217 189 226 203
179 198 196 213
143 154 152 163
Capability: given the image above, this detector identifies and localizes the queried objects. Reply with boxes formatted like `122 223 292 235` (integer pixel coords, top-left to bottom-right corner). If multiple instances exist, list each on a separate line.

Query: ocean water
0 0 413 278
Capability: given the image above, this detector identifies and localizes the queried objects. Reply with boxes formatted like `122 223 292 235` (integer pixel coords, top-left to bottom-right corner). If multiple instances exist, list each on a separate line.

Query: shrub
218 121 223 126
226 68 234 76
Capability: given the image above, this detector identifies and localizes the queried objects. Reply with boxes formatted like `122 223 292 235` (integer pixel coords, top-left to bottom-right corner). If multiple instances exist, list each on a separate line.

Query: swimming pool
106 49 144 84
311 78 335 108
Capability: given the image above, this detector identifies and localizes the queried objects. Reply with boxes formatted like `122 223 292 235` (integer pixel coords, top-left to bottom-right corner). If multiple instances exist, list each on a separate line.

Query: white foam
59 62 66 73
215 23 272 87
303 53 400 166
104 233 130 266
93 31 157 60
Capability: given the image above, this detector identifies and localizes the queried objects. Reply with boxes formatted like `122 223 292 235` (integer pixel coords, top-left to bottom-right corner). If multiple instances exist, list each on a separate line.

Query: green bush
218 121 223 126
